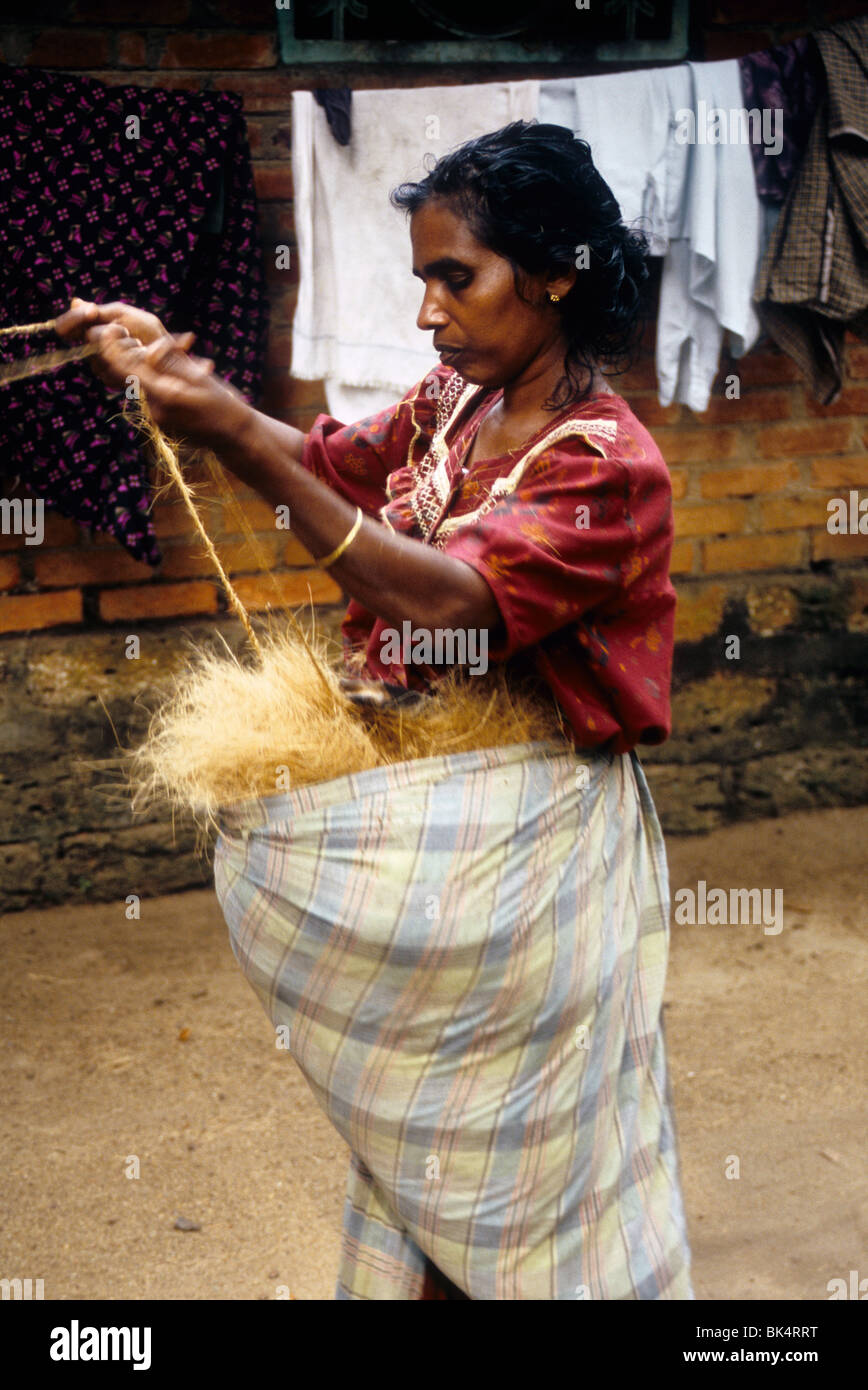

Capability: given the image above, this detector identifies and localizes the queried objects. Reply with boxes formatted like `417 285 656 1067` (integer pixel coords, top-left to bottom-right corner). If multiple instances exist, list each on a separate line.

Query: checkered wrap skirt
213 741 693 1300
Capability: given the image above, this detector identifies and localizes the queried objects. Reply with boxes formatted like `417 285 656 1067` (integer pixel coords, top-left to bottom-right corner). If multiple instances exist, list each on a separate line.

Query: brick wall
0 1 865 908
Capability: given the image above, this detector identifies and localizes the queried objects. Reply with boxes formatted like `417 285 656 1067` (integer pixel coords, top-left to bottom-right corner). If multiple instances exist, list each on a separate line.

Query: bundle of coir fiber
129 624 573 830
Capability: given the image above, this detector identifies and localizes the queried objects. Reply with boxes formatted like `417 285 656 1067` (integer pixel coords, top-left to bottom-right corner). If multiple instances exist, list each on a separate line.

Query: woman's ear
547 263 578 302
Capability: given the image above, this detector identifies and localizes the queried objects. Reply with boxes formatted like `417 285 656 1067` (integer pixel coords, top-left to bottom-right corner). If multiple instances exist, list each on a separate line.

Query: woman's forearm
212 405 502 639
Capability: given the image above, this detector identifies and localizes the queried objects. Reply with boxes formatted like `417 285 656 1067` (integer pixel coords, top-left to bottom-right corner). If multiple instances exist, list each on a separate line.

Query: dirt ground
2 804 866 1301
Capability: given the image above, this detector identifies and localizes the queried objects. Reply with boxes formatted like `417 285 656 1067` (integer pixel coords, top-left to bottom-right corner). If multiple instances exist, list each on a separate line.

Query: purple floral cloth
738 35 825 204
0 66 268 563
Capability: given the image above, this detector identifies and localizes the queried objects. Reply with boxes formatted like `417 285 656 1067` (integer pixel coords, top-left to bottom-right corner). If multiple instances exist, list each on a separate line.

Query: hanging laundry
738 35 825 205
541 63 763 415
539 69 691 257
290 82 538 421
754 17 868 405
0 66 268 564
657 59 765 414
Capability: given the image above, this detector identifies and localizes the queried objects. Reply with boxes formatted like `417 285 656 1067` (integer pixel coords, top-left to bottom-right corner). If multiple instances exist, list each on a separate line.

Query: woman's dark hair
390 121 649 411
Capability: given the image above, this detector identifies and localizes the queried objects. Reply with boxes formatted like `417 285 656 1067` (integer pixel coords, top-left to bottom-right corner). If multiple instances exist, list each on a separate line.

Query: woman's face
409 197 570 392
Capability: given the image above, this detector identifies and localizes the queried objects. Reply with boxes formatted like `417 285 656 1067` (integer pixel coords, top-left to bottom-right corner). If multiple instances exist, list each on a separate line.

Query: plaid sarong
214 742 693 1300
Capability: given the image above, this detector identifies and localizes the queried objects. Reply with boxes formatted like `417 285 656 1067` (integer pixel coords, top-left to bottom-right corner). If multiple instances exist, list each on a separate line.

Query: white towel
656 60 764 413
291 82 539 421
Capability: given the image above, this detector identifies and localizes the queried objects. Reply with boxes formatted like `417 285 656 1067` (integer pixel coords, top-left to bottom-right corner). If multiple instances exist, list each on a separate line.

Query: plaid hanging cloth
214 740 693 1301
753 18 868 403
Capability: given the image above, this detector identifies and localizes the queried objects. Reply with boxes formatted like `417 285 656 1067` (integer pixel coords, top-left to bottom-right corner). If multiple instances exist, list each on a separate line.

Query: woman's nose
416 289 449 333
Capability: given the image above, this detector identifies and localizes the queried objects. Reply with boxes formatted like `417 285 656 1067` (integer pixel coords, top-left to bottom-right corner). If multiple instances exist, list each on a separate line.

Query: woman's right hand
55 298 170 348
54 297 196 393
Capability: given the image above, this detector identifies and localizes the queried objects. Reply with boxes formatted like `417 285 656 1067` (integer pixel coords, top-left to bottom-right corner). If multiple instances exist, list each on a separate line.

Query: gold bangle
318 506 363 569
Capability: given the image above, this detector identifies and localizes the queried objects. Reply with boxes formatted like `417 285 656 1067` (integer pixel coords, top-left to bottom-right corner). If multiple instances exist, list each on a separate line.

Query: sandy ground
1 804 866 1302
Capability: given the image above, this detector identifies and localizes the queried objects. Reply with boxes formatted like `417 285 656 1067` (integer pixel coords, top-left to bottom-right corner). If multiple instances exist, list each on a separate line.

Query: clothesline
291 19 866 417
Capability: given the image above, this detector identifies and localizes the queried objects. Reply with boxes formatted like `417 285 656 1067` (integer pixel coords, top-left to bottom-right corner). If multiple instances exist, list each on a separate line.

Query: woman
58 121 692 1301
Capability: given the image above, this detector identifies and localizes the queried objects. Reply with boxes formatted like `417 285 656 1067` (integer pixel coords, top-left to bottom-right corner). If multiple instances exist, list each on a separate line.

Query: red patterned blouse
301 364 676 754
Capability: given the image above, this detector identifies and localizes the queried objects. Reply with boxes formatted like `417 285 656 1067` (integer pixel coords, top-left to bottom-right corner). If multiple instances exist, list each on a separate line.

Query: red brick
805 385 868 417
91 70 205 93
284 409 320 433
159 537 282 579
0 589 82 634
0 555 19 591
0 506 78 552
116 33 148 68
26 30 111 67
732 352 802 387
160 32 276 70
756 422 854 457
700 461 800 498
232 570 342 612
669 539 695 576
266 330 294 370
760 496 834 531
846 576 868 632
264 247 299 290
699 390 792 423
99 581 218 622
283 537 316 566
810 457 868 489
674 502 749 538
702 30 774 60
618 359 659 393
34 549 153 588
673 584 727 643
249 117 292 160
702 532 806 574
815 0 868 18
846 344 868 378
669 469 688 501
261 374 327 420
710 0 808 21
73 0 189 20
653 428 738 464
256 202 293 246
209 0 278 24
209 72 299 113
637 320 656 352
223 497 288 533
254 163 293 202
244 118 266 156
268 289 299 327
812 529 868 562
224 537 284 574
627 396 682 428
152 500 214 539
220 473 260 500
42 515 82 546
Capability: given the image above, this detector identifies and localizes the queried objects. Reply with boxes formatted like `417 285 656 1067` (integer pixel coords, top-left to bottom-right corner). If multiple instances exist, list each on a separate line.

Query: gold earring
549 293 560 304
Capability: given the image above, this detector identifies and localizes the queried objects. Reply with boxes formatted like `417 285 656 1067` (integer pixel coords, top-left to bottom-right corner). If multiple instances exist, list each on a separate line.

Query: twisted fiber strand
198 447 289 610
130 404 337 702
129 400 264 657
0 318 337 702
0 343 99 383
0 319 60 335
